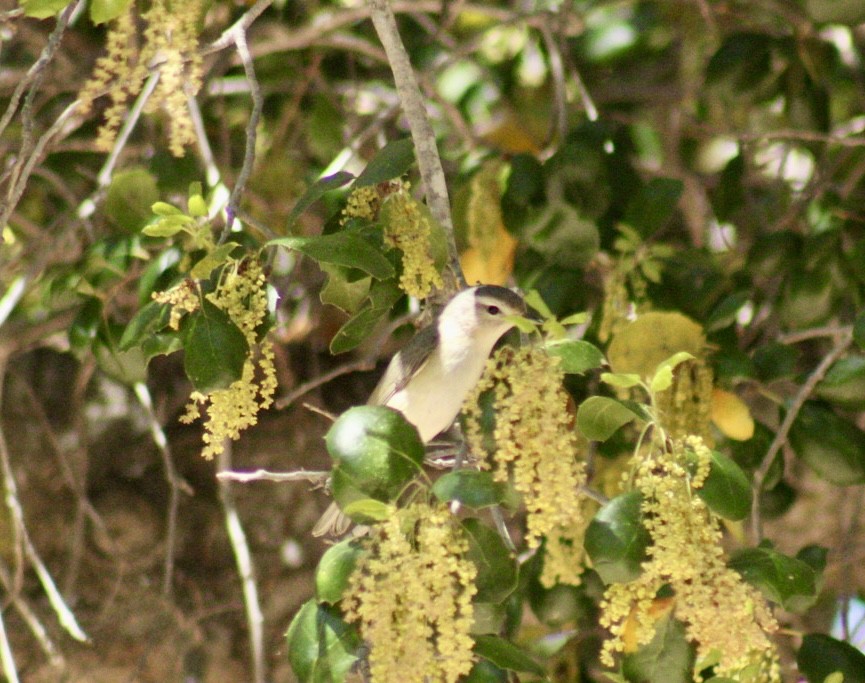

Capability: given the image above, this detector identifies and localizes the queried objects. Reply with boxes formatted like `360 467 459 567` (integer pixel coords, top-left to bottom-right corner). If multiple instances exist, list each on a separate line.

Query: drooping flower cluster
464 346 588 586
341 181 443 299
78 0 203 156
156 258 276 459
599 436 780 681
380 191 443 299
152 277 200 330
343 502 477 683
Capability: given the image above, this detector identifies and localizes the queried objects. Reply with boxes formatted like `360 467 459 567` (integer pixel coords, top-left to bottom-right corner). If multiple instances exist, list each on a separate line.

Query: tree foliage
2 1 865 682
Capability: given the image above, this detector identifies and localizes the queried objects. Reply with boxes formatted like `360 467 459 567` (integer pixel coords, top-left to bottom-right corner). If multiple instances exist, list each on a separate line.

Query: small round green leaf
815 355 865 409
728 547 817 612
584 491 649 584
472 635 545 677
285 599 360 683
315 538 365 605
182 300 249 393
462 518 518 604
326 406 424 502
354 138 416 187
694 450 752 521
797 633 865 683
623 613 694 683
577 396 641 442
545 339 605 374
432 470 508 509
789 401 865 485
462 659 509 683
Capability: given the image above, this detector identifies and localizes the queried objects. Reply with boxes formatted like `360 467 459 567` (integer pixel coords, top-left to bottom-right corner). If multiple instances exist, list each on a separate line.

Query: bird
312 285 529 536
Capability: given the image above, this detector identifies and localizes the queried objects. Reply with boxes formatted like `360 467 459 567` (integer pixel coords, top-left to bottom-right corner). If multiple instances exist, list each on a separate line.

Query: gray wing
367 324 438 406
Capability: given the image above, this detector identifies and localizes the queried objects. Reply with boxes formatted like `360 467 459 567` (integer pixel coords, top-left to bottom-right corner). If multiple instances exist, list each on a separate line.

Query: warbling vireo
313 285 528 536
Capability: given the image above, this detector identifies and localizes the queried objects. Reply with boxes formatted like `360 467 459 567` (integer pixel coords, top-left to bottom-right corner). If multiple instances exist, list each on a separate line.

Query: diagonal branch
368 0 465 293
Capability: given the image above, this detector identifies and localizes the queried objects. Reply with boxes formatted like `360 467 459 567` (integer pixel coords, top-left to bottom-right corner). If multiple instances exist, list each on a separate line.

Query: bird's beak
524 305 544 323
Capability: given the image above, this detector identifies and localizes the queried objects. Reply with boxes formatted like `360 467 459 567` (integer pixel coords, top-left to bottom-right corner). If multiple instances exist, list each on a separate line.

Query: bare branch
369 0 464 292
217 442 266 683
750 328 854 540
134 382 193 598
216 468 330 484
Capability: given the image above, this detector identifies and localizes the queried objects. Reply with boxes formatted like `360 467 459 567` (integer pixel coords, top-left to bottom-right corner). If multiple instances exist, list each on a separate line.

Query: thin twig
0 560 64 669
21 528 89 642
276 357 376 410
216 468 330 484
779 324 853 344
77 71 161 220
134 382 193 597
369 0 465 292
221 9 266 242
203 0 274 55
0 607 19 683
0 99 82 231
0 1 79 142
750 328 854 541
539 19 568 149
217 441 266 683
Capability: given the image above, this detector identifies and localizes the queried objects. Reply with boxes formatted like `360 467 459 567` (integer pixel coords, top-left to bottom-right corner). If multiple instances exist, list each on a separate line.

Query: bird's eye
486 305 501 315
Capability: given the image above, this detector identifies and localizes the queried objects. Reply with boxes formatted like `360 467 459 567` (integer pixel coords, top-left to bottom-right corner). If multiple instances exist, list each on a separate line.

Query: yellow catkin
343 503 477 683
78 0 203 156
464 347 588 586
599 436 780 681
156 258 276 459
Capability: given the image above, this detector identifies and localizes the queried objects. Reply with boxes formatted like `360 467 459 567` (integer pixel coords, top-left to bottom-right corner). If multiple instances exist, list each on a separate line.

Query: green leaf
650 351 695 393
560 312 589 326
285 599 360 683
472 635 545 677
329 306 389 355
788 401 865 485
341 497 391 523
354 138 415 187
623 613 694 683
329 281 402 355
269 233 395 280
315 539 365 605
286 171 354 228
20 0 70 18
189 242 240 280
142 216 191 238
320 264 372 314
69 297 103 351
694 450 752 521
462 659 509 683
545 339 605 374
584 491 650 584
326 405 424 502
93 336 148 385
577 396 640 441
90 0 134 24
601 372 642 389
623 177 684 237
462 518 518 604
182 300 249 393
728 547 818 612
815 355 865 409
151 201 184 216
119 300 171 351
797 633 865 683
432 470 508 509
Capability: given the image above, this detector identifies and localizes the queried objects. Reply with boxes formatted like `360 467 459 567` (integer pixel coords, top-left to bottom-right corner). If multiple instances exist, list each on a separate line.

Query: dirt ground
1 345 373 682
